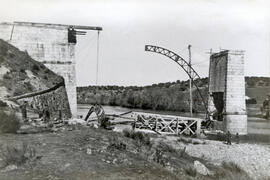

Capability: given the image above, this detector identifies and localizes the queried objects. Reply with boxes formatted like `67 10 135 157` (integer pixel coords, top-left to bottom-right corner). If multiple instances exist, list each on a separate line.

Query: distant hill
77 77 270 113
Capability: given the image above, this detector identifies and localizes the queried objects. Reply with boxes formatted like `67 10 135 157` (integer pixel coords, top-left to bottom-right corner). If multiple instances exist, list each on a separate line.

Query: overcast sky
0 0 269 86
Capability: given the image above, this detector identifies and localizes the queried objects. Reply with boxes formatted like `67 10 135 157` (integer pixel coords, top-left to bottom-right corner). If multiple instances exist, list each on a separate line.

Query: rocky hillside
0 39 63 99
0 39 71 118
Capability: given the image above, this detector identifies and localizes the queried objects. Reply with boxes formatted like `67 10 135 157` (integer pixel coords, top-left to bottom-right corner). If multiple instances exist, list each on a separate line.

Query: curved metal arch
145 45 208 113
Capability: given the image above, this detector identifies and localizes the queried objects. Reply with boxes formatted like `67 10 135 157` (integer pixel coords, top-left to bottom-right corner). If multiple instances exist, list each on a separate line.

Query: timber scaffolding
133 112 201 135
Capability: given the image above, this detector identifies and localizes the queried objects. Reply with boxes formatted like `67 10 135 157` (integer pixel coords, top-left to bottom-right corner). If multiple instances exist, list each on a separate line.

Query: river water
77 104 206 119
77 104 270 135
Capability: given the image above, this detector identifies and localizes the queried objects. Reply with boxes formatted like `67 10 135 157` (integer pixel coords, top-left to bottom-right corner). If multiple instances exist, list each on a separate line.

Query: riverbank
163 136 270 179
0 125 262 180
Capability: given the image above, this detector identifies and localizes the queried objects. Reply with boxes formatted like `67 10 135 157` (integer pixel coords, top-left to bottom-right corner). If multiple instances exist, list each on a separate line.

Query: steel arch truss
145 45 208 113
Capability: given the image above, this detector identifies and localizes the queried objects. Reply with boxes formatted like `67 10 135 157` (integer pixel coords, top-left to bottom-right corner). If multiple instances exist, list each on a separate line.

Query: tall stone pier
208 50 247 134
0 21 102 117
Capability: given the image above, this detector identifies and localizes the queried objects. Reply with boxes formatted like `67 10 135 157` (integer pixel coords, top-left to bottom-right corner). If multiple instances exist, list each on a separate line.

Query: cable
95 31 100 85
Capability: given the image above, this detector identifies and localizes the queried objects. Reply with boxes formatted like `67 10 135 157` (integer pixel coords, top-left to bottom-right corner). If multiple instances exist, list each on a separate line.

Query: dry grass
209 161 252 180
0 142 36 166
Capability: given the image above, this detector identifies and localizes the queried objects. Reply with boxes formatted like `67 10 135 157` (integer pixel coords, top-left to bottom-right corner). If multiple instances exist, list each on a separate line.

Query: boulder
68 118 86 126
86 148 92 155
194 160 210 175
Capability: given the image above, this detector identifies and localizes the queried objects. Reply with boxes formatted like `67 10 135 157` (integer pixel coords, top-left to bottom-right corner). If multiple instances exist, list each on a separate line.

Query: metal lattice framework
145 45 208 113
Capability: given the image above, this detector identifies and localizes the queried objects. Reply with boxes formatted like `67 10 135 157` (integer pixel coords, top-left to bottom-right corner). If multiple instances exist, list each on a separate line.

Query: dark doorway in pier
212 92 224 121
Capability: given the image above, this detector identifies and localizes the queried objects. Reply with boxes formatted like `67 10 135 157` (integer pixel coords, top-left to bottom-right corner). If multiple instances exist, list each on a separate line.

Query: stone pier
0 22 88 117
208 50 247 134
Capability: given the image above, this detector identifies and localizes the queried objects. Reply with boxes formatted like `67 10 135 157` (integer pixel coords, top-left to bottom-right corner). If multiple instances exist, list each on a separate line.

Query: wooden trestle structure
133 112 202 135
83 105 202 135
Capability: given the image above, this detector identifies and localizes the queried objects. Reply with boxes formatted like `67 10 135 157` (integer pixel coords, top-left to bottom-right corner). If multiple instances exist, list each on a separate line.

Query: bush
0 110 20 133
123 129 151 146
107 138 127 151
0 56 5 64
44 69 50 74
3 73 11 79
156 141 177 154
32 64 40 71
178 137 192 144
0 100 8 107
24 82 34 92
0 142 36 166
184 166 197 177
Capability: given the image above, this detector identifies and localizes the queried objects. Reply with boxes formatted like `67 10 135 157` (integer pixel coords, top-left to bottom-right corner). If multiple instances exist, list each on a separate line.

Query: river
77 104 270 135
77 104 206 119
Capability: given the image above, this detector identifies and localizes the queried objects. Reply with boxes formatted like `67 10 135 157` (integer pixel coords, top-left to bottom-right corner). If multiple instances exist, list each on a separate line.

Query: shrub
184 166 197 177
0 142 36 166
0 56 5 64
44 69 50 74
152 148 166 166
0 44 8 56
8 52 15 58
32 64 40 71
123 128 151 146
178 137 192 144
0 100 8 107
107 137 127 151
0 110 20 133
3 73 11 79
156 141 177 154
24 82 34 92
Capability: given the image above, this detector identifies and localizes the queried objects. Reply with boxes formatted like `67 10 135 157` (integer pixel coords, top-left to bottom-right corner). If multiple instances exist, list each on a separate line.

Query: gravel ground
165 136 270 180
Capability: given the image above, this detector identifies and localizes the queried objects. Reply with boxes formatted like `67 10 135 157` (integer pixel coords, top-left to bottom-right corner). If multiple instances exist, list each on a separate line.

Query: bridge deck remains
133 112 202 135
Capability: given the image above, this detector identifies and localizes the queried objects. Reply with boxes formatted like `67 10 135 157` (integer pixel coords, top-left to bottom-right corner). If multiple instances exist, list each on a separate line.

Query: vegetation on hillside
77 78 209 112
77 77 270 112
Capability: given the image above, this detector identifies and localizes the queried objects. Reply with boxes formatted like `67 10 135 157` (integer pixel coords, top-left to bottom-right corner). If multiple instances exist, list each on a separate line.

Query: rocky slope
0 39 71 118
0 39 63 99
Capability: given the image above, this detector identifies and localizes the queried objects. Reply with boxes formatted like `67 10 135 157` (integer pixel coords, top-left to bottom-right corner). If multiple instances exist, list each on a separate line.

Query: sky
0 0 269 86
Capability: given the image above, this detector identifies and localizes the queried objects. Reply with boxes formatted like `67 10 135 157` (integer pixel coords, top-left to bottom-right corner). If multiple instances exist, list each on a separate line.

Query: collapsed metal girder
145 45 209 118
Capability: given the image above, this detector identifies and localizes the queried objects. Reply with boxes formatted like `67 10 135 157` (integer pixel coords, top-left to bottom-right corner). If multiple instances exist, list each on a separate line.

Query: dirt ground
0 125 266 180
0 126 197 180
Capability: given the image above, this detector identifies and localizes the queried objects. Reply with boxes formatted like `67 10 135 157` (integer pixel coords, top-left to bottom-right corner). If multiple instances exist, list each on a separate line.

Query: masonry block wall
209 50 247 134
0 22 77 117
